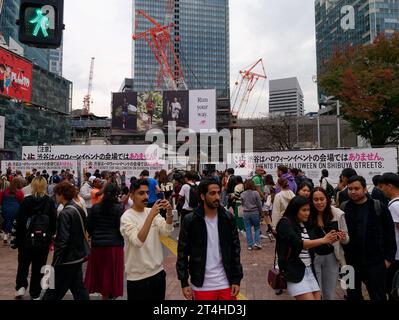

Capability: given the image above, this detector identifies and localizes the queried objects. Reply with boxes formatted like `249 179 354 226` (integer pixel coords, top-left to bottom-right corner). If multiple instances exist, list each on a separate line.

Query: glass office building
132 0 230 98
315 0 399 75
0 0 50 70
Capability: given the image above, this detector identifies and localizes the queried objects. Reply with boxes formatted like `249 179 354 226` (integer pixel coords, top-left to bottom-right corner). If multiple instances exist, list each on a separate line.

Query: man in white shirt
170 97 182 121
178 171 199 224
120 179 174 301
177 179 243 300
378 172 399 300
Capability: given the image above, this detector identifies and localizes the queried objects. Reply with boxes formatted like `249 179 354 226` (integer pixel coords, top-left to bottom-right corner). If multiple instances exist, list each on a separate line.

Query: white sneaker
15 287 25 299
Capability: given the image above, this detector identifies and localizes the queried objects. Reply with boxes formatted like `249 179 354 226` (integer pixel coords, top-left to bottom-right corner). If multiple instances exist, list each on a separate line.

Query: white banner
1 160 78 177
229 148 398 186
0 116 4 149
81 160 167 187
189 89 216 132
22 145 162 162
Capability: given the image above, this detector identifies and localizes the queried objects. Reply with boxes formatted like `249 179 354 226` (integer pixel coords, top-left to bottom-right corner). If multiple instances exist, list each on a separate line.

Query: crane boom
83 57 95 115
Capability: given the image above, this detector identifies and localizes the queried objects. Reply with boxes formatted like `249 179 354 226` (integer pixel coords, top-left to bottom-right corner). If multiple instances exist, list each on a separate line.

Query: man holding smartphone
120 179 174 301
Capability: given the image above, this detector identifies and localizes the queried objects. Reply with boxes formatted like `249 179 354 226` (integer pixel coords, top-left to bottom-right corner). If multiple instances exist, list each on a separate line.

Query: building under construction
132 0 230 99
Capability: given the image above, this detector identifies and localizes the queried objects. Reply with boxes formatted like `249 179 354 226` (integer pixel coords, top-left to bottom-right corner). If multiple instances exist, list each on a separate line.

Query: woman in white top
310 187 349 300
271 178 295 233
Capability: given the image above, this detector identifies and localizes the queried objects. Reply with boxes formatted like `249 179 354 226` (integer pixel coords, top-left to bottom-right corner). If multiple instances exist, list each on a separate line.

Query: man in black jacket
342 176 397 301
43 182 89 300
176 179 243 300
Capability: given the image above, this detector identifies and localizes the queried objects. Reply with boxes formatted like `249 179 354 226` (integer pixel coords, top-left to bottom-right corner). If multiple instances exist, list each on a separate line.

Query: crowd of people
0 164 398 301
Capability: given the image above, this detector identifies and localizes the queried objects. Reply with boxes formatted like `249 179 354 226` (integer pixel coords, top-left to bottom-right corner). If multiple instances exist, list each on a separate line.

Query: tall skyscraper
269 77 304 117
0 0 51 71
315 0 399 82
132 0 230 98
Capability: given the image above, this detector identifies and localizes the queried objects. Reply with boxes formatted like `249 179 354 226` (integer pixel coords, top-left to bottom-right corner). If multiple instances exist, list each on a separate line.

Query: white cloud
63 0 319 117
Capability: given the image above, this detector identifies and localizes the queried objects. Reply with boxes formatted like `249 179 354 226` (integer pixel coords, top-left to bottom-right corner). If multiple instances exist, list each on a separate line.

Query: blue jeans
243 212 261 247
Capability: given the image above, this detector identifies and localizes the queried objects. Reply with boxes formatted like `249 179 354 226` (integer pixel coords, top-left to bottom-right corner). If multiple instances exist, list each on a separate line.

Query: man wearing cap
80 173 94 215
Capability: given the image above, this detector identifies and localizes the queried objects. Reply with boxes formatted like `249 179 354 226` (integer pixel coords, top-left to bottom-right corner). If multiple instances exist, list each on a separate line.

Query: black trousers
127 270 166 301
15 247 49 299
43 263 89 300
346 262 387 301
386 260 399 300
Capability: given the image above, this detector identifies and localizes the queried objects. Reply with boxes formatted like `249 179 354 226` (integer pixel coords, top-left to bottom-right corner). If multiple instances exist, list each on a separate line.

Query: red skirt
84 246 124 298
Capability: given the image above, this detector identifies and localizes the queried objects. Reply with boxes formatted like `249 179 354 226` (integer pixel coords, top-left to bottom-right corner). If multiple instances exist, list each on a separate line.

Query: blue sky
63 0 318 117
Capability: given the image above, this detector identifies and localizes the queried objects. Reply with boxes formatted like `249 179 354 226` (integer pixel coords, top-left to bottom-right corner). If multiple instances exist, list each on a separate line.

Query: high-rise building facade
132 0 230 98
0 0 51 71
49 45 63 76
315 0 399 78
269 77 304 117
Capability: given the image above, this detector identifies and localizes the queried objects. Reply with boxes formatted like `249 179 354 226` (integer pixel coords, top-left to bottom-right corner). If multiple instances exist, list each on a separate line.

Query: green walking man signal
18 0 64 49
30 8 50 38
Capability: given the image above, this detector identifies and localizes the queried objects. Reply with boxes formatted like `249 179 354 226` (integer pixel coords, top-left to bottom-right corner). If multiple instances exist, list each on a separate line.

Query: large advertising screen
111 89 216 135
0 47 32 102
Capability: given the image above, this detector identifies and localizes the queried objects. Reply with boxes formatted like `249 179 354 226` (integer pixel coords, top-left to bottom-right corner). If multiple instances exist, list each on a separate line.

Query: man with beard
120 179 174 301
176 180 243 300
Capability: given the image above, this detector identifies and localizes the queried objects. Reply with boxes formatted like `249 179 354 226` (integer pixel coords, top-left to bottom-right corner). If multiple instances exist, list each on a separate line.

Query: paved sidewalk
0 225 346 300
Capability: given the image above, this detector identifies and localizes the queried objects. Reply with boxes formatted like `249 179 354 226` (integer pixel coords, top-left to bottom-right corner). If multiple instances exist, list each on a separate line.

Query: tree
257 115 297 150
319 33 399 146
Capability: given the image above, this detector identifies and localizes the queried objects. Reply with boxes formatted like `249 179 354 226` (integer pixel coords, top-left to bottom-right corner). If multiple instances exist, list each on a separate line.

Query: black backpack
188 183 199 209
323 178 335 199
25 209 51 250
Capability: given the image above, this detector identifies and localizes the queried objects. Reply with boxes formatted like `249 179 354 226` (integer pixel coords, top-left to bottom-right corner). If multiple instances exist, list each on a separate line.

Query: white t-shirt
388 197 399 261
179 183 194 211
192 215 230 292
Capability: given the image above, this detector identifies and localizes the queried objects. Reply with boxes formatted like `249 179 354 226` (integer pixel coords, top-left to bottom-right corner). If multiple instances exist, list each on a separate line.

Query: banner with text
81 160 167 187
22 145 162 162
189 89 216 132
229 148 398 185
1 160 78 177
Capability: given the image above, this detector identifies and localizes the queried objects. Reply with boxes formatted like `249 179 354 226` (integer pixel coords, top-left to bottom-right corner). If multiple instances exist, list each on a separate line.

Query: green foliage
319 33 399 146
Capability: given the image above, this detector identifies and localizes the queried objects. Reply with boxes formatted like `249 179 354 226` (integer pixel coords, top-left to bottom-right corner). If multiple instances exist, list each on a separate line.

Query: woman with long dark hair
310 187 349 300
84 183 124 299
276 196 341 300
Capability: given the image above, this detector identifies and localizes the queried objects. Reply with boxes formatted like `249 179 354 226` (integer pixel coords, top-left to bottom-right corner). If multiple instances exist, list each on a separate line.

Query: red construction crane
82 57 95 115
231 58 267 118
133 9 187 91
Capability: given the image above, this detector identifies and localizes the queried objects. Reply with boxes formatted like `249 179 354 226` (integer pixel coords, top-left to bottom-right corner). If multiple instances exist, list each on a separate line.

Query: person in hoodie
276 165 297 194
13 177 57 300
271 178 295 233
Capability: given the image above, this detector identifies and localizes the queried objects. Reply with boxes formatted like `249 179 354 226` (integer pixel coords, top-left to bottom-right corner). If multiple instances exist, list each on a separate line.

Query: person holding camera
276 196 341 300
310 187 349 300
120 179 174 301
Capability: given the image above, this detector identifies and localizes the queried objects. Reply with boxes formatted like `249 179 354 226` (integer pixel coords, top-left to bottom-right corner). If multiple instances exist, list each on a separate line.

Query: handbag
267 246 288 290
267 218 292 290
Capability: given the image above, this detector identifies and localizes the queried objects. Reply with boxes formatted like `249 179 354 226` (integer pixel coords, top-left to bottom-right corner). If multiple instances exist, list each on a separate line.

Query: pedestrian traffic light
17 0 64 49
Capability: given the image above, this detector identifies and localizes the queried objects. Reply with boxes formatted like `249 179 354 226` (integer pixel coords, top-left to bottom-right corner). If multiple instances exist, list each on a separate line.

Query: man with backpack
178 171 199 225
341 175 397 300
320 169 335 200
377 173 399 300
